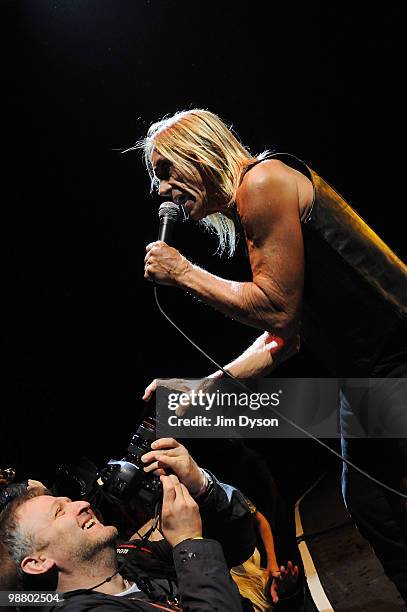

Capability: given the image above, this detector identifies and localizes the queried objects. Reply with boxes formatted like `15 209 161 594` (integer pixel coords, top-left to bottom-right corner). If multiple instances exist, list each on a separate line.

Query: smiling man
0 439 257 611
15 493 118 591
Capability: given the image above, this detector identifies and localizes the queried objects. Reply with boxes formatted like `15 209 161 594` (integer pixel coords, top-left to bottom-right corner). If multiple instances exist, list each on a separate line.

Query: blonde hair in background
134 109 268 256
231 548 272 611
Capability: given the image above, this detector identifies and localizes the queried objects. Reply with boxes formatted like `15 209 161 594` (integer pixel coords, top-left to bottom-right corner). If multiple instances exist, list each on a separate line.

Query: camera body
100 416 162 509
53 413 163 525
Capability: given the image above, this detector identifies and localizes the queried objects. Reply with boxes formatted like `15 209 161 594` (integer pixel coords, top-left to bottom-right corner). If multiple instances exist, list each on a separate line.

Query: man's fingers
145 241 162 253
144 248 158 264
153 466 167 476
143 456 177 475
168 474 184 500
151 438 179 450
164 473 185 503
168 473 181 485
141 447 179 464
143 460 159 473
175 480 195 505
143 455 177 473
160 474 176 504
162 474 197 507
155 455 177 467
143 381 191 402
145 241 166 257
179 482 194 503
285 560 298 576
175 403 191 417
142 379 158 401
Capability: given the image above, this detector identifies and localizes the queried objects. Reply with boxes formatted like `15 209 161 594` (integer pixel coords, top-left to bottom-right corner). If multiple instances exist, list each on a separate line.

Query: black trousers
340 364 407 603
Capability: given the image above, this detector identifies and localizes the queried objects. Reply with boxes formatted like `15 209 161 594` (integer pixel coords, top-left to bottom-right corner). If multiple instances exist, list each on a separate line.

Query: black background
2 1 405 501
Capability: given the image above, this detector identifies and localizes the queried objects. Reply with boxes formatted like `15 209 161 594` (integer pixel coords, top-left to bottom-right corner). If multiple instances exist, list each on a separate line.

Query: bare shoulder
237 159 299 217
244 159 296 187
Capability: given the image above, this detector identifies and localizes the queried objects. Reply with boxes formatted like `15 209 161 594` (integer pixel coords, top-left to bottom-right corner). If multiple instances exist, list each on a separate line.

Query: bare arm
255 510 280 575
142 329 301 405
145 161 304 341
255 510 300 605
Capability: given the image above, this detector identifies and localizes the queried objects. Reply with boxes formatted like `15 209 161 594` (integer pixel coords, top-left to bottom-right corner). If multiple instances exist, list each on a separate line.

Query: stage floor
296 472 406 611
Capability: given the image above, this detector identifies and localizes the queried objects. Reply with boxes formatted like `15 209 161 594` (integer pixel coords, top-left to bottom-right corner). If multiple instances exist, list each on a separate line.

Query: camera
53 413 162 522
100 415 162 509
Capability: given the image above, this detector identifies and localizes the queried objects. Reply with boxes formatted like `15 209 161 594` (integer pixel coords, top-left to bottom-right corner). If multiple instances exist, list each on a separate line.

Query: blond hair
134 109 267 256
231 549 272 611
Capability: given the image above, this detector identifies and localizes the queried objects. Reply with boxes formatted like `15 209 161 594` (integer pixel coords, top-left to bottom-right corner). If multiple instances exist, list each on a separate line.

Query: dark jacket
54 539 244 611
47 473 254 611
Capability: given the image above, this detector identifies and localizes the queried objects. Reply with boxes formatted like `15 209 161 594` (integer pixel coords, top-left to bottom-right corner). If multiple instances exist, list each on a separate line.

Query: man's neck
57 551 129 595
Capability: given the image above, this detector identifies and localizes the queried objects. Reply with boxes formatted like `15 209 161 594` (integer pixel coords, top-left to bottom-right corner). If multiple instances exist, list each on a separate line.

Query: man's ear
21 555 55 575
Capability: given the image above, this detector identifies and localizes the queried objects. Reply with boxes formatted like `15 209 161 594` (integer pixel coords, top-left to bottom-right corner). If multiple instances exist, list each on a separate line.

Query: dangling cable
154 286 407 500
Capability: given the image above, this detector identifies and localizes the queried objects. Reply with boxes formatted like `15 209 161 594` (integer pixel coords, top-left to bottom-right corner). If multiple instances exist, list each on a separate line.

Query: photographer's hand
141 438 205 496
160 474 202 547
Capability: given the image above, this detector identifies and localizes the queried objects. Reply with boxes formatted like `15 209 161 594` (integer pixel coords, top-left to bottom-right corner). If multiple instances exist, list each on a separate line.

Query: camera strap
86 567 122 591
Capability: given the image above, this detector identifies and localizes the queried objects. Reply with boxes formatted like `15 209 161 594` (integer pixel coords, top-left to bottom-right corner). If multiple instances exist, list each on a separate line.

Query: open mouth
175 193 195 206
82 517 97 530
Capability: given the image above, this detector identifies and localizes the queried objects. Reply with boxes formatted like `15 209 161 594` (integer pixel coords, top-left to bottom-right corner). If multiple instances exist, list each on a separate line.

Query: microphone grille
158 201 181 222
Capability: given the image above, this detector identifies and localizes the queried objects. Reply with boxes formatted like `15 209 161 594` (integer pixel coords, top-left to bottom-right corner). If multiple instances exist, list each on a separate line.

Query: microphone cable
153 285 407 501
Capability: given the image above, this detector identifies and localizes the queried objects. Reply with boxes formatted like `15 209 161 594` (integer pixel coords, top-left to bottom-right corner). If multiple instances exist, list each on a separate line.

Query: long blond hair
135 109 267 256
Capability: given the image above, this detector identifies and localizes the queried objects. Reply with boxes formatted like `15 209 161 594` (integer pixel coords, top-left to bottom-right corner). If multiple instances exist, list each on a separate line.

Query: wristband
269 335 284 354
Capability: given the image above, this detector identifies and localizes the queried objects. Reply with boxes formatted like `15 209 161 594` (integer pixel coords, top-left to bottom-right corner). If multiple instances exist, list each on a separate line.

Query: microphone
158 201 181 246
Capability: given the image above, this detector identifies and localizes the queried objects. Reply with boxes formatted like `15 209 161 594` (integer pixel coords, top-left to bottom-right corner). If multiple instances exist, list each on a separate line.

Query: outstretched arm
143 330 299 404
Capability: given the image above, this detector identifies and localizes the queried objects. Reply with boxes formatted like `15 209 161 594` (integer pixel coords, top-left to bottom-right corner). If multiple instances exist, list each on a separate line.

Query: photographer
0 439 255 611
